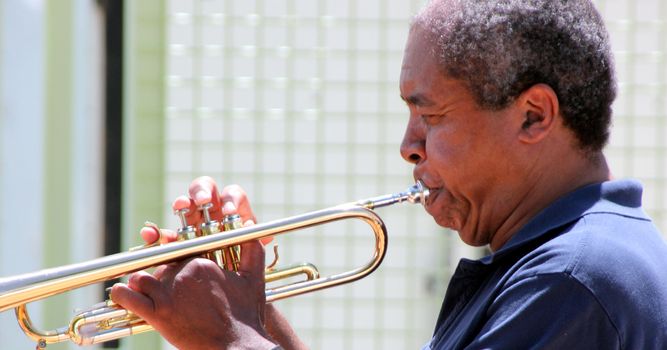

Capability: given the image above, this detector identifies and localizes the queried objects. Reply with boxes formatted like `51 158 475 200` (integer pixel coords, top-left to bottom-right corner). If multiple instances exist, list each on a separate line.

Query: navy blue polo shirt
425 179 667 349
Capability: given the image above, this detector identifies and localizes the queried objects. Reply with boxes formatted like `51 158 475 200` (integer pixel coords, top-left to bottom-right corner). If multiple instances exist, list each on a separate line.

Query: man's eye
421 114 442 124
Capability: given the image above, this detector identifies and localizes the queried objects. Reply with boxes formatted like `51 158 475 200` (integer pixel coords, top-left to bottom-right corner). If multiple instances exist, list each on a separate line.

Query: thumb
110 270 167 325
239 239 266 280
110 282 156 322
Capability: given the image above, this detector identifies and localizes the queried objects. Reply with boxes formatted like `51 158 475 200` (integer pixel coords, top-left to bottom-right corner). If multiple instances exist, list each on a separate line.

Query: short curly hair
413 0 617 152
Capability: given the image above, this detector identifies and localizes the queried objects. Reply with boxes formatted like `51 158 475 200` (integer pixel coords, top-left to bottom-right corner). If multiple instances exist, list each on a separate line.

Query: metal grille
164 1 447 349
160 0 666 349
599 0 667 232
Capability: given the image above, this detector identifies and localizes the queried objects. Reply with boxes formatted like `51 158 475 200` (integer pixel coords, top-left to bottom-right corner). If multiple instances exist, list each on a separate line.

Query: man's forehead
400 28 438 77
400 31 444 106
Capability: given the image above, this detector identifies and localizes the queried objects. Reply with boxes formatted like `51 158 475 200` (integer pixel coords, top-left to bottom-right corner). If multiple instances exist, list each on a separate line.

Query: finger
127 271 161 291
238 239 266 279
238 240 267 305
159 229 178 243
140 227 178 244
172 195 202 226
125 271 169 308
140 226 160 244
110 283 156 319
220 184 257 224
188 176 226 225
152 263 173 280
171 195 191 211
188 176 222 207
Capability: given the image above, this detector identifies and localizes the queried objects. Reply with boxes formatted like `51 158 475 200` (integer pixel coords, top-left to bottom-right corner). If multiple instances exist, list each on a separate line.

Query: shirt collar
480 179 648 264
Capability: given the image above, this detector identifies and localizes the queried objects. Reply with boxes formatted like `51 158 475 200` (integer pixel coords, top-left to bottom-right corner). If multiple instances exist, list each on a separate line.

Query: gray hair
413 0 616 152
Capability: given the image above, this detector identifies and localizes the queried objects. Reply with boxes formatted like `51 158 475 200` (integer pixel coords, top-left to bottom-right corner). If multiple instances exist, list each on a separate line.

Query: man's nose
400 116 426 164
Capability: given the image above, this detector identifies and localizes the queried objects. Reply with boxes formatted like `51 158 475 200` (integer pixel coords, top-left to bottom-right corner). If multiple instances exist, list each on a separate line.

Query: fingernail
222 201 237 215
195 190 210 204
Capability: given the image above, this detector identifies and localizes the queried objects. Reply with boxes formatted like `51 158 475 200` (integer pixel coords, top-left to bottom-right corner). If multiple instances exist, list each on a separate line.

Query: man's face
399 27 523 247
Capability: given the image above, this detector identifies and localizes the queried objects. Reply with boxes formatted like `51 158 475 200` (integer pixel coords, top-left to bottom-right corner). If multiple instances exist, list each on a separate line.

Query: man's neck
489 151 611 251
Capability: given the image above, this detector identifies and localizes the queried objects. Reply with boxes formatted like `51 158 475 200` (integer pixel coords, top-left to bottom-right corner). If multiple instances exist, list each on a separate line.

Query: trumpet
0 182 429 348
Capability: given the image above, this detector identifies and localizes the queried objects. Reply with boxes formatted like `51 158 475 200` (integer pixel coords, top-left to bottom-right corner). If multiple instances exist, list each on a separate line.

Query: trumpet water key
0 182 429 347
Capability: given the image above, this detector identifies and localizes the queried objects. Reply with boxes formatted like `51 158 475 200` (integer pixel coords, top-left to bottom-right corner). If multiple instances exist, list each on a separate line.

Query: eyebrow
401 93 436 107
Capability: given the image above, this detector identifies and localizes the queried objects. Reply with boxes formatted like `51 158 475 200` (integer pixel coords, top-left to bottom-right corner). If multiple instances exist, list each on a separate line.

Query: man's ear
517 84 559 144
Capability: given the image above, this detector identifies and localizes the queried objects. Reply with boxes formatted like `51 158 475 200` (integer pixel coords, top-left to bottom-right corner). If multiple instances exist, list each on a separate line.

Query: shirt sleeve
464 272 620 350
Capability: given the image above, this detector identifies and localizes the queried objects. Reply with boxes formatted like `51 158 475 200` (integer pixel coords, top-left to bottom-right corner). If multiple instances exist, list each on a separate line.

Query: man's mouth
418 181 441 210
427 187 440 208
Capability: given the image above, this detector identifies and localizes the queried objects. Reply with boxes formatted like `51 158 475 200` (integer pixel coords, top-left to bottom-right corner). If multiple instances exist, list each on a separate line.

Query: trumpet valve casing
222 214 243 271
198 203 225 267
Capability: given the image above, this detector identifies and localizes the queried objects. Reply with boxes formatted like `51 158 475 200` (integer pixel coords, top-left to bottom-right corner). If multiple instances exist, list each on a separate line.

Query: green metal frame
122 0 167 349
42 0 74 338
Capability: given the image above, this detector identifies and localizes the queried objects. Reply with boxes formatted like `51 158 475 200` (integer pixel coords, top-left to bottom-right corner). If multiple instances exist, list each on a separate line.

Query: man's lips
414 173 442 208
420 183 441 210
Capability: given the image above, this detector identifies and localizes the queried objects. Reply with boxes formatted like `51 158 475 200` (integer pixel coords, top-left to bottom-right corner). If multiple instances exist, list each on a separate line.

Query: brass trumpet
0 182 429 348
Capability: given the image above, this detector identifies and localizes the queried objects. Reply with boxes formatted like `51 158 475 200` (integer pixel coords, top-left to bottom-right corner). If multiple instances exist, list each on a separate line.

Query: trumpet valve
175 208 197 241
198 202 221 236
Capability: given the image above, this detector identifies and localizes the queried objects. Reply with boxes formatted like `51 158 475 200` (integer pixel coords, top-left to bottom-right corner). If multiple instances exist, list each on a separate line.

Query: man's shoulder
513 209 666 277
502 210 667 343
557 210 666 277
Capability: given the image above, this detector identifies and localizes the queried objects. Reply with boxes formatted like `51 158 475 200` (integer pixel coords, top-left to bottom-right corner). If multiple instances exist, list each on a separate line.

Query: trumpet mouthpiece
407 180 430 205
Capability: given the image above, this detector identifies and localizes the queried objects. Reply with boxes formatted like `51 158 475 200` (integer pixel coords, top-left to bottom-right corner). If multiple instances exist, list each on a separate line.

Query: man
112 0 667 349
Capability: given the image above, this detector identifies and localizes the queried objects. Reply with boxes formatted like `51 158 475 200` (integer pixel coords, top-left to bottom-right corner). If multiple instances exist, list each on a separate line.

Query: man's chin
432 215 461 232
455 230 491 248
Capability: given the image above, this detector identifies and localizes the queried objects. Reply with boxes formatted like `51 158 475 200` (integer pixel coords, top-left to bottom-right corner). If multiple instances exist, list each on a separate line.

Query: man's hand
111 177 276 349
111 240 277 350
111 176 310 349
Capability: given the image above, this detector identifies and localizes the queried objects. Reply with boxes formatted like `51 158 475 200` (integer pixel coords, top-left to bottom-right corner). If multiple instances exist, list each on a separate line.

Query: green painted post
42 1 74 345
123 0 167 349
